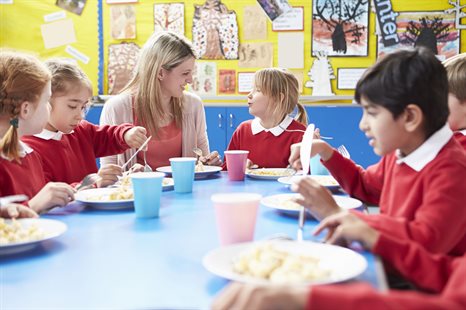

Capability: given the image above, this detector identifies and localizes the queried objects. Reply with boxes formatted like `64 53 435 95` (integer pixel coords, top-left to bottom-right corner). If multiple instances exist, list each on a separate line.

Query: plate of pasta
0 218 67 255
261 193 363 217
75 187 134 210
156 165 222 179
277 175 340 190
203 240 367 285
245 168 294 180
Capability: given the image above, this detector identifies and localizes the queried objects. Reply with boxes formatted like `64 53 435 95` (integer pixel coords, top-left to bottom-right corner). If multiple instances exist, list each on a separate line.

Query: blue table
0 172 387 309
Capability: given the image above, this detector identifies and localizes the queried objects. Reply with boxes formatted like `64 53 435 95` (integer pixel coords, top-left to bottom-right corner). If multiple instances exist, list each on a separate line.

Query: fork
143 150 153 172
278 126 333 140
75 173 101 191
297 206 305 241
337 145 351 159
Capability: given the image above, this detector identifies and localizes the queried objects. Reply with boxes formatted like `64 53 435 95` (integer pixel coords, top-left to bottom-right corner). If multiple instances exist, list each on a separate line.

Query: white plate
245 168 294 180
156 165 222 179
0 218 67 255
203 240 367 286
261 194 363 216
75 188 134 210
278 175 340 190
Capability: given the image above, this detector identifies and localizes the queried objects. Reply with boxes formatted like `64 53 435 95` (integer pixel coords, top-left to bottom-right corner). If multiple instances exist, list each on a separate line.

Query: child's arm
0 203 38 219
27 182 75 213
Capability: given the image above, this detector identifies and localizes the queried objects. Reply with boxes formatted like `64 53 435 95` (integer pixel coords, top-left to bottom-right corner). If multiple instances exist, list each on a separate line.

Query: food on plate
311 175 339 187
0 219 45 245
233 243 331 284
195 161 205 172
262 195 302 211
247 168 292 177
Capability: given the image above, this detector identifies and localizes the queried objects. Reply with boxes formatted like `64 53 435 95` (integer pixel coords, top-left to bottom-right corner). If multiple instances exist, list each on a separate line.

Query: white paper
337 68 367 89
237 72 255 93
41 19 76 49
0 0 13 4
44 11 66 22
300 124 315 176
65 45 90 64
272 7 303 31
278 32 304 69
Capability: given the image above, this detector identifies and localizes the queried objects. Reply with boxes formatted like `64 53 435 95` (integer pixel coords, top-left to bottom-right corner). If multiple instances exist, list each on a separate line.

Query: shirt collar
458 129 466 136
0 141 34 160
34 128 64 141
251 115 293 137
396 123 453 172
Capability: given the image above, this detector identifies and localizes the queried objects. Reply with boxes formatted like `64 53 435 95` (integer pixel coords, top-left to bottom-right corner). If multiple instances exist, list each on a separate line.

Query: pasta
0 219 45 245
233 243 331 284
195 161 205 172
247 168 291 177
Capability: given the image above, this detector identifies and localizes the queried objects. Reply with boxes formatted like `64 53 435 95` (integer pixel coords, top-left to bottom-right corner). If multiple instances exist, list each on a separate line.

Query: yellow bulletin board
1 0 465 99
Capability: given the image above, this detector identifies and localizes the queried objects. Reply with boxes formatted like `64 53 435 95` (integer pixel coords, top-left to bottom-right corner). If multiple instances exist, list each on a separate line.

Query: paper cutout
305 51 335 96
312 0 369 56
243 5 267 40
65 45 89 64
272 6 304 31
55 0 86 16
237 72 255 93
192 0 239 60
107 0 137 3
337 68 367 90
373 0 399 47
41 19 76 49
107 42 140 95
154 3 185 35
238 42 273 68
0 0 14 4
190 62 217 96
110 5 136 39
377 11 460 60
218 69 236 94
44 11 67 22
257 0 291 21
445 0 466 29
278 32 304 69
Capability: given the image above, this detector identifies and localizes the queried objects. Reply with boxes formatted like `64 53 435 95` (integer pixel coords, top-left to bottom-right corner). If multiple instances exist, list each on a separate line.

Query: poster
154 3 184 35
218 69 236 94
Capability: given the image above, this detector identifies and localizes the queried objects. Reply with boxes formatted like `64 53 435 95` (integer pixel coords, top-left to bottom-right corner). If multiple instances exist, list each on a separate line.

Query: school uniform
323 124 466 255
225 116 306 168
0 141 46 198
308 234 466 309
22 120 133 184
454 129 466 149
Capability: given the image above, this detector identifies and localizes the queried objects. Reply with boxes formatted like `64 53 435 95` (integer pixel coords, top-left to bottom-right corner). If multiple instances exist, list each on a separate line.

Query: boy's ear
403 104 423 132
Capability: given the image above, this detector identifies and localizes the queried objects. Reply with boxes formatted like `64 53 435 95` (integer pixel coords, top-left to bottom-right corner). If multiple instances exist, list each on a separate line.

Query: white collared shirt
0 141 34 160
34 128 64 141
396 123 453 172
459 129 466 136
251 115 294 137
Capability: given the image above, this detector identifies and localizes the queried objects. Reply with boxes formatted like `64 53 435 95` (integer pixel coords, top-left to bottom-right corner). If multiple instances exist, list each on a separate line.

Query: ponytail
295 102 308 126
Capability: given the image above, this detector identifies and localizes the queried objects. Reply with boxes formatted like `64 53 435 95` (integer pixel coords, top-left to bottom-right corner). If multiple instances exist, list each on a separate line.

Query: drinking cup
131 172 165 218
169 157 196 193
224 150 249 181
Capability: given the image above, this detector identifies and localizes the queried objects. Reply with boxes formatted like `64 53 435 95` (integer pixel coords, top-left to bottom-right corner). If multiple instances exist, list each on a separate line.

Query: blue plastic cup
131 172 165 218
310 155 330 175
169 157 196 193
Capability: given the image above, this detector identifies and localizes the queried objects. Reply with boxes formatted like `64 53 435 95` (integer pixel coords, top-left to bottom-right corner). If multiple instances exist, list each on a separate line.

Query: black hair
355 47 449 138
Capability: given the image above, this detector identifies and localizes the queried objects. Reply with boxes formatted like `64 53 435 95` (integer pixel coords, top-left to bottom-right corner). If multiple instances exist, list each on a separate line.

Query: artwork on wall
445 0 466 29
312 0 369 57
56 0 87 16
107 42 140 95
154 3 184 35
272 6 304 31
190 62 217 96
192 0 239 60
305 51 335 96
256 0 291 21
243 5 267 40
377 11 460 60
110 5 136 39
218 69 236 94
238 42 273 68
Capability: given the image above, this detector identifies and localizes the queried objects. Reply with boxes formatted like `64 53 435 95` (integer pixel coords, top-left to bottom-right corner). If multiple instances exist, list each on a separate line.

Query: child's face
447 93 466 131
48 85 91 133
159 57 195 99
359 96 408 156
19 81 51 136
247 85 272 119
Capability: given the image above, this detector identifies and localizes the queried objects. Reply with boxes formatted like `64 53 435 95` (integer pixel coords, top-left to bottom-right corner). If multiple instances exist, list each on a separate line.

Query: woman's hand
129 163 144 173
28 182 75 213
212 282 309 310
124 126 147 149
0 203 38 219
291 177 340 221
202 151 222 166
97 164 123 187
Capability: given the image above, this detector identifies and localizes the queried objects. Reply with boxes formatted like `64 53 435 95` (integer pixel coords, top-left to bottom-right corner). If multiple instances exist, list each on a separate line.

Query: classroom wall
1 0 464 98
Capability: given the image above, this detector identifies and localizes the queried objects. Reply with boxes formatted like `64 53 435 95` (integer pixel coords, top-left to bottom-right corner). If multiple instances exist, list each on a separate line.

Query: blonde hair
0 51 51 161
254 68 307 125
443 53 466 102
121 31 196 136
45 58 93 101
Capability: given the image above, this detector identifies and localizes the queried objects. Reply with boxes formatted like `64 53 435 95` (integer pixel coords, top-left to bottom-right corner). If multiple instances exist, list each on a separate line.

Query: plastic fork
75 173 101 191
337 145 351 159
143 150 153 172
297 206 305 241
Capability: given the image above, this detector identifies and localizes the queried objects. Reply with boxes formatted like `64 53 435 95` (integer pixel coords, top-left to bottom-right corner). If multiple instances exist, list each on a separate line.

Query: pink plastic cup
211 193 262 245
224 150 249 181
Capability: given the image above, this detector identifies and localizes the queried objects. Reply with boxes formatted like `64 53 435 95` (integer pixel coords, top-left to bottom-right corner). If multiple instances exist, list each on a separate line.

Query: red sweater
324 138 466 256
225 119 305 168
308 235 466 309
0 151 47 198
454 131 466 149
22 120 132 184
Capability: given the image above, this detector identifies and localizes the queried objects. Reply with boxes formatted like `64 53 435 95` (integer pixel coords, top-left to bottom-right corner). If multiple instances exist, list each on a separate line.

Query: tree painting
312 0 369 57
377 11 460 60
154 3 184 35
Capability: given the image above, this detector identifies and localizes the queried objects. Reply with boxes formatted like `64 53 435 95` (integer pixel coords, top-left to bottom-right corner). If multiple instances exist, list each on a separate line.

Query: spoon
143 149 152 172
193 147 203 164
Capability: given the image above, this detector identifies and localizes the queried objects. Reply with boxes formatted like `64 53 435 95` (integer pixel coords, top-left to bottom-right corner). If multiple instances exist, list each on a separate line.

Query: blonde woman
100 31 221 170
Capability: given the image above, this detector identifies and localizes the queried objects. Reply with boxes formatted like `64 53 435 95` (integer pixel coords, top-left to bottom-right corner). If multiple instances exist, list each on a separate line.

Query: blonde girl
100 31 221 170
225 68 308 168
22 59 147 187
0 52 74 213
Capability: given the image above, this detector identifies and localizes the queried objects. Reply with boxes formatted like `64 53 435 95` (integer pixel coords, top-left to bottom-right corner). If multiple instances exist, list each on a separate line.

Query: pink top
136 121 182 169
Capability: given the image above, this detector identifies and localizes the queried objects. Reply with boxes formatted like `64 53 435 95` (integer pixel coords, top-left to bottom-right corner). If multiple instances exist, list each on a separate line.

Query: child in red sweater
22 59 147 187
0 52 75 213
443 53 466 149
212 212 466 310
289 47 466 256
225 68 308 168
